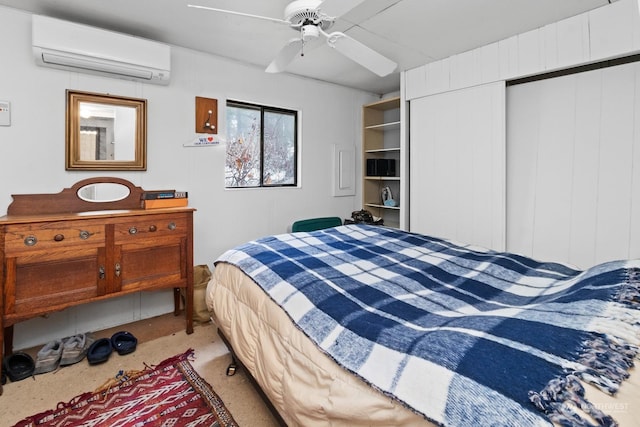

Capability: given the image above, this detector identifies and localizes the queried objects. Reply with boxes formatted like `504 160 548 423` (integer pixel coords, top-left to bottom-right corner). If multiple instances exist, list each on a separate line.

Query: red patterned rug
13 350 238 427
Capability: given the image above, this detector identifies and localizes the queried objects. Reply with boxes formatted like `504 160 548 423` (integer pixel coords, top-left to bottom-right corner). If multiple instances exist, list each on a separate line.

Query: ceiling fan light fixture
301 24 320 41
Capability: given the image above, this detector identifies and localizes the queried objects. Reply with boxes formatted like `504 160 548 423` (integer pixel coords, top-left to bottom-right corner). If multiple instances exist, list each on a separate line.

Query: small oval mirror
77 182 131 203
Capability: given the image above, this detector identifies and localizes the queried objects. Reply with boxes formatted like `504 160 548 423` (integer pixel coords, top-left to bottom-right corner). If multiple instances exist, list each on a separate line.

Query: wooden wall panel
517 28 543 78
589 0 638 60
556 14 590 69
478 42 501 84
405 0 640 101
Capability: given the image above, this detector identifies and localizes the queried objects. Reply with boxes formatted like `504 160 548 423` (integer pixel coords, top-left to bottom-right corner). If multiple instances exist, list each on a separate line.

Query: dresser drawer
113 214 188 243
4 222 105 254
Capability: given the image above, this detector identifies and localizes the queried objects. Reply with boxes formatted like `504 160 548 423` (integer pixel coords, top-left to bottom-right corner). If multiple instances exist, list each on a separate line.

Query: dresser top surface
0 207 196 225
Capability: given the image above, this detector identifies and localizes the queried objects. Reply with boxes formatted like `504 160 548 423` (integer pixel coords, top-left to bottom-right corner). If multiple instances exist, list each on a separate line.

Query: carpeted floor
1 314 280 427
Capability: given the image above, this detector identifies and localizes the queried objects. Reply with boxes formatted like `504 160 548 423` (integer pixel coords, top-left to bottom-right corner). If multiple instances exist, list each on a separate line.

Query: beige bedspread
206 262 640 426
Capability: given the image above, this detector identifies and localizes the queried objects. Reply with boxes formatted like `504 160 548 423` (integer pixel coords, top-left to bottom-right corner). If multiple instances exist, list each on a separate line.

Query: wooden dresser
0 178 194 394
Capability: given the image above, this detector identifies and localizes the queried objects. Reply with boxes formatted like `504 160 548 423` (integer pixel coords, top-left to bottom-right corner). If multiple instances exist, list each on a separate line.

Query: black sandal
86 338 113 365
111 331 138 355
3 352 35 382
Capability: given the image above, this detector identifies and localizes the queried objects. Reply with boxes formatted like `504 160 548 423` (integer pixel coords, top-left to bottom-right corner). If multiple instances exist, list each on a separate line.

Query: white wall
0 6 377 349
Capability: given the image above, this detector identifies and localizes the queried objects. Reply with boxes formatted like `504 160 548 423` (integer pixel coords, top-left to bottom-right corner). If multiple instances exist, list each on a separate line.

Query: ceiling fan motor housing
284 0 334 30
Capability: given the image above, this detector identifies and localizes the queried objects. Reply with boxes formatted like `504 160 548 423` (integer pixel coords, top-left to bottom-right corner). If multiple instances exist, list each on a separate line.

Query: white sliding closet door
410 82 506 250
507 61 640 268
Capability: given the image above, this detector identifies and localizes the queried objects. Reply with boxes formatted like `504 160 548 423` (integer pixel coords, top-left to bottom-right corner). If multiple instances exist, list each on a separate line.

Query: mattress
208 262 432 426
207 262 640 426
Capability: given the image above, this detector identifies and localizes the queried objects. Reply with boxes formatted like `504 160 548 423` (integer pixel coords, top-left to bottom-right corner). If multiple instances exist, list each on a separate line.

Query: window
225 100 298 188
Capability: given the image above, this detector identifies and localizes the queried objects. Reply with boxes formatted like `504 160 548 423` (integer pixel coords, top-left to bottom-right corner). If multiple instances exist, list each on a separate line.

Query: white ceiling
0 0 613 94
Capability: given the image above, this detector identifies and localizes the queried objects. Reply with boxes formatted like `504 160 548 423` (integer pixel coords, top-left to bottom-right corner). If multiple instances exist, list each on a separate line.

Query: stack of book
141 190 188 209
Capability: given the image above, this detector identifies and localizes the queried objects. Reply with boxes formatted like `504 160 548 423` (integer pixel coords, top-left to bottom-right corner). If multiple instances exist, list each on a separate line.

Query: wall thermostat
0 101 10 126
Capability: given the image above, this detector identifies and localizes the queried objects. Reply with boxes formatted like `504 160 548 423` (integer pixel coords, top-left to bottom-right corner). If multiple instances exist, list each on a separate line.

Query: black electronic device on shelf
366 159 396 177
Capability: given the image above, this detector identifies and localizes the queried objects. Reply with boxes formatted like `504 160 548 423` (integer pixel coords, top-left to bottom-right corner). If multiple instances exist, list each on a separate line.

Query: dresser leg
173 287 193 334
0 325 13 395
185 284 193 335
3 325 13 356
173 287 181 316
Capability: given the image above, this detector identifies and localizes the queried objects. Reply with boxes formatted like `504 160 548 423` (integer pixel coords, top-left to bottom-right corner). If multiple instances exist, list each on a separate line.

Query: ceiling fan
187 0 397 77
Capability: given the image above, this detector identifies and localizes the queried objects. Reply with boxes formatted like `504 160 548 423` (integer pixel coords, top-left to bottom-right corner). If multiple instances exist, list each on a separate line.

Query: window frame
225 99 299 189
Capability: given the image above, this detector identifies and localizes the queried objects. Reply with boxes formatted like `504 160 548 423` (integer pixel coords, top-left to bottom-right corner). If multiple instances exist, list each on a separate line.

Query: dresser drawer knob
129 227 138 235
24 235 38 246
168 222 177 231
79 230 91 240
54 234 65 242
149 225 157 232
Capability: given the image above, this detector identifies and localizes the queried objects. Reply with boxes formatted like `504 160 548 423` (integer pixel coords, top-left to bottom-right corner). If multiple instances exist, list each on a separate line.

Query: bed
206 224 640 426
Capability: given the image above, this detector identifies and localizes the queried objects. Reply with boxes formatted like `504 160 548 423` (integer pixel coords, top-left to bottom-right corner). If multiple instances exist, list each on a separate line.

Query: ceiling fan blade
187 4 288 25
326 32 397 77
318 0 367 19
266 38 304 73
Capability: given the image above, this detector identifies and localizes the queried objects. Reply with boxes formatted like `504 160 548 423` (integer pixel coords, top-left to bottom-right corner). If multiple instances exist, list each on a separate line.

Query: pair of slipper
2 333 95 381
33 333 95 375
3 352 35 382
87 331 137 365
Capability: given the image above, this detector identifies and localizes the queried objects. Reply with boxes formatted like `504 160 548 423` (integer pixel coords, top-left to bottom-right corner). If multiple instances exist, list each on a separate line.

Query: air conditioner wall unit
32 15 171 85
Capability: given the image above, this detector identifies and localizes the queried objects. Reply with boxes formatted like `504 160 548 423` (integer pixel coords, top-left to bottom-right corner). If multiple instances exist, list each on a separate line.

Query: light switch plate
0 101 10 126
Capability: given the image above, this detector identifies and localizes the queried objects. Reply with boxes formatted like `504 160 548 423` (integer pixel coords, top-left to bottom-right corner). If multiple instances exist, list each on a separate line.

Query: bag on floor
181 264 213 324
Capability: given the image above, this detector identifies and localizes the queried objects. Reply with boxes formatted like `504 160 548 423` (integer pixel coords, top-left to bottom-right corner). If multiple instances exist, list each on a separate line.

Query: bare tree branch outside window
225 101 297 188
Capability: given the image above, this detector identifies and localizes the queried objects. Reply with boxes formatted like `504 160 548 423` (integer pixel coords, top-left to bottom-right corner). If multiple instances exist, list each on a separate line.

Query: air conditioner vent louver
32 15 171 85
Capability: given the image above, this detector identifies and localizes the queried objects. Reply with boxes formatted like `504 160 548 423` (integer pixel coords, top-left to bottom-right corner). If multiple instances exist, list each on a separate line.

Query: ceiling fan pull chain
300 26 307 57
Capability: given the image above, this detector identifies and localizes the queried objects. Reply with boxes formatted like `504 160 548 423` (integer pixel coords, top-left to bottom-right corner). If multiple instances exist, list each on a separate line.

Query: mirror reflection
77 182 131 203
79 102 136 161
66 90 147 171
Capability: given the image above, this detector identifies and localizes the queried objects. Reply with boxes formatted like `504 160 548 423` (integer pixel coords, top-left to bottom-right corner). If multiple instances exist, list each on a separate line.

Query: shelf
364 176 400 181
366 98 400 111
365 203 401 210
365 121 401 131
365 148 400 154
362 96 402 229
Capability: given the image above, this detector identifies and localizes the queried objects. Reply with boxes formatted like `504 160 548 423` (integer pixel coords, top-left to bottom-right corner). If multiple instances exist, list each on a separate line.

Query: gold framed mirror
66 90 147 170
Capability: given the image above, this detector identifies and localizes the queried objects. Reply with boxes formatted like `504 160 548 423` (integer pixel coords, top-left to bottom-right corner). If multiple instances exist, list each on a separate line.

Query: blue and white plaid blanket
215 225 640 426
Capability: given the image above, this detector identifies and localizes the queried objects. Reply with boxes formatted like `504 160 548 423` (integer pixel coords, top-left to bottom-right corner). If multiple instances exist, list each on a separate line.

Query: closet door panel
507 61 640 268
568 71 602 265
595 65 635 262
505 83 538 256
631 69 640 257
531 77 576 262
410 82 505 250
410 92 457 239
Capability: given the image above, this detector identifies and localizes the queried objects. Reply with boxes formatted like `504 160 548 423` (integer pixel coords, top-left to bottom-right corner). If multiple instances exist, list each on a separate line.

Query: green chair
291 217 342 232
